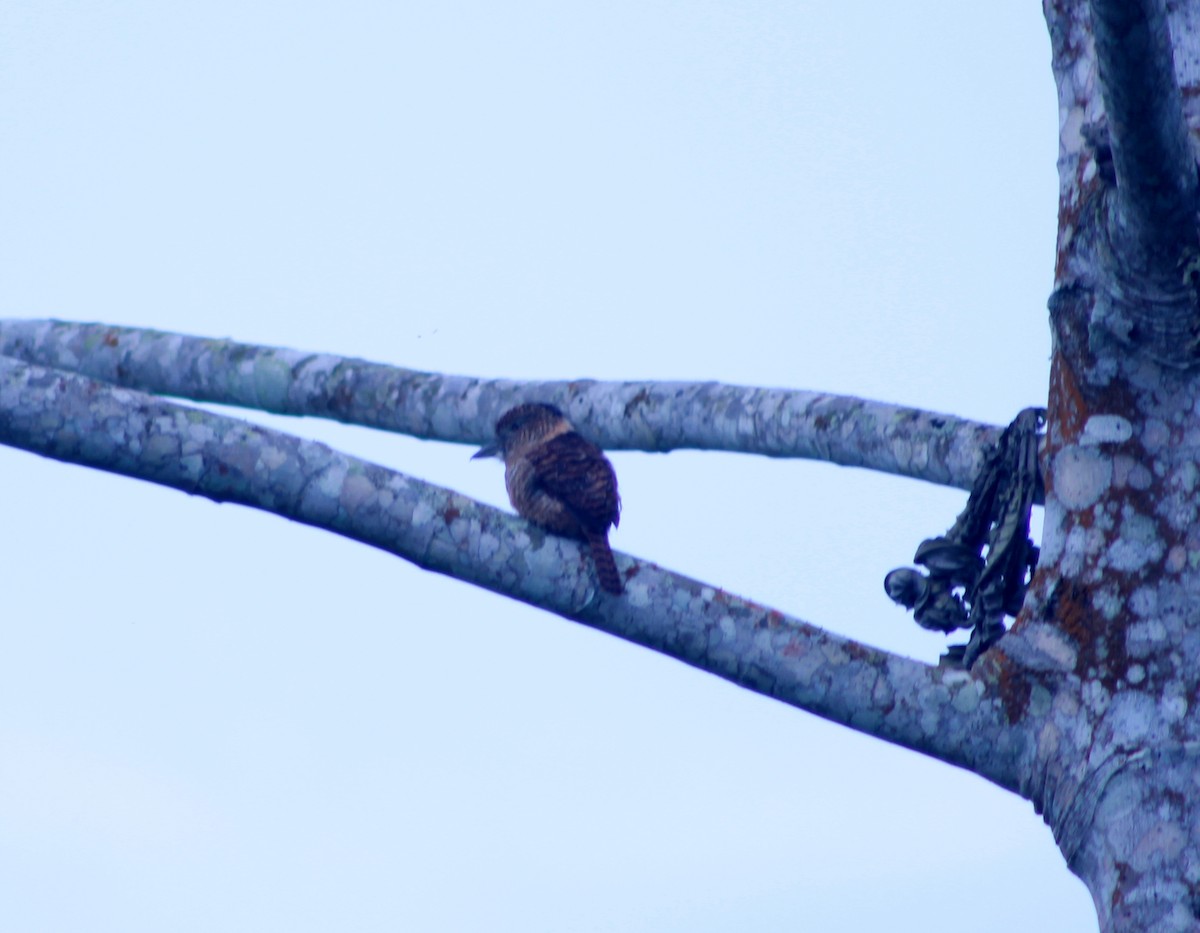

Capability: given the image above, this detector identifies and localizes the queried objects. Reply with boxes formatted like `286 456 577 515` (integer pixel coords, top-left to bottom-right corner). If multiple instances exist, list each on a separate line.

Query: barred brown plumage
472 403 623 595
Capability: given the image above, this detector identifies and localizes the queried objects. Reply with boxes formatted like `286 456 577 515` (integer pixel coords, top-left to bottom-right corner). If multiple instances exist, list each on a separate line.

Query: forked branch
0 353 1026 789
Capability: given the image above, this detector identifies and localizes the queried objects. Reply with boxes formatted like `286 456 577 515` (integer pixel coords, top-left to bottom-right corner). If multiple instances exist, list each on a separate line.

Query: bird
472 403 623 595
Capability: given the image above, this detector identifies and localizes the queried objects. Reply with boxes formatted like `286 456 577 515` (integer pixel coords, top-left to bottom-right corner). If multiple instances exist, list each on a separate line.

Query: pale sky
0 2 1098 929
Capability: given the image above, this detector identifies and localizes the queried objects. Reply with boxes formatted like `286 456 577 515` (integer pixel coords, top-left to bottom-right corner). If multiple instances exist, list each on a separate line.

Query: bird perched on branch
472 403 623 595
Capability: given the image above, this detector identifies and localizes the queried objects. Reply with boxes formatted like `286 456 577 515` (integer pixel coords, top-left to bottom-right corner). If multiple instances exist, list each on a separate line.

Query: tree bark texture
1006 1 1200 927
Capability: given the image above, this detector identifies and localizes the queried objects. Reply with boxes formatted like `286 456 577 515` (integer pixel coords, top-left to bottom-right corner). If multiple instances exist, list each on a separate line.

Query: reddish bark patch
844 640 872 662
1055 580 1091 646
1056 576 1134 689
1112 861 1133 910
758 609 785 630
442 506 460 524
1049 349 1087 448
996 653 1033 724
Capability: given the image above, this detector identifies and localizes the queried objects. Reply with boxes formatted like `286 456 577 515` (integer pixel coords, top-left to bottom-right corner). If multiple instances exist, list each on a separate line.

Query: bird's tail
584 529 623 595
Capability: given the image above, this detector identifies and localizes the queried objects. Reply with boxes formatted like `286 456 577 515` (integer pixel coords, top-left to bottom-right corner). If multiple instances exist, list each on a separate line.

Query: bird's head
471 403 570 460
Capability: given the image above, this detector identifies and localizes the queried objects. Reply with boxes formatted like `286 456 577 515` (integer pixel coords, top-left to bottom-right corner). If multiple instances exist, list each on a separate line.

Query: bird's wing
526 433 621 529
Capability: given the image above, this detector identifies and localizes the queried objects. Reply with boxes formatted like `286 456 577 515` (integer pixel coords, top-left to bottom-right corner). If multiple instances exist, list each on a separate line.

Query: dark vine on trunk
885 407 1045 667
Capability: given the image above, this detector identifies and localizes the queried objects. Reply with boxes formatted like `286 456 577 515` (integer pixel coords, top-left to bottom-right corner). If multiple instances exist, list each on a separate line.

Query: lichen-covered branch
1089 0 1198 278
0 352 1027 788
0 319 1003 494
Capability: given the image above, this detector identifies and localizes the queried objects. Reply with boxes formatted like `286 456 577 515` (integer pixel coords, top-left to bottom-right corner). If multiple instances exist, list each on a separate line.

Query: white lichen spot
1142 418 1170 452
316 464 348 498
1162 500 1200 535
908 442 929 470
182 422 217 453
1093 585 1123 621
1037 721 1061 760
1106 692 1156 745
1029 684 1053 717
1108 511 1163 572
1130 821 1187 872
144 433 179 461
1126 664 1146 685
523 539 568 583
626 581 653 608
1082 679 1111 716
951 681 982 714
259 445 288 470
1053 446 1113 510
1162 694 1188 723
1038 501 1068 564
180 453 204 480
1174 461 1200 495
1127 619 1168 659
754 627 777 654
700 587 715 601
820 642 849 666
1080 414 1133 445
1129 587 1157 618
1112 456 1154 491
411 499 436 527
475 532 500 561
1053 689 1080 718
1112 455 1135 488
252 357 293 409
340 473 376 511
1166 545 1187 573
718 615 736 641
871 676 894 709
1062 104 1085 150
1059 524 1095 577
1128 464 1153 489
1025 623 1079 669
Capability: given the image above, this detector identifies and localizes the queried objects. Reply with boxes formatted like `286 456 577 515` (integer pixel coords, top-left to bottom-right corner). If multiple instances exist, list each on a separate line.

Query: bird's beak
471 442 500 460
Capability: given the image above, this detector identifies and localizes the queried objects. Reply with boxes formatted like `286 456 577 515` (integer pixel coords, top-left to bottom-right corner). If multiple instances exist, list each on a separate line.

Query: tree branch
0 319 1005 494
1089 0 1198 279
0 353 1027 790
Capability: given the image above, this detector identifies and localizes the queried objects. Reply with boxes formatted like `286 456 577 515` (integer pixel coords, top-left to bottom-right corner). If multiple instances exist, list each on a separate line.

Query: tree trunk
999 1 1200 926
